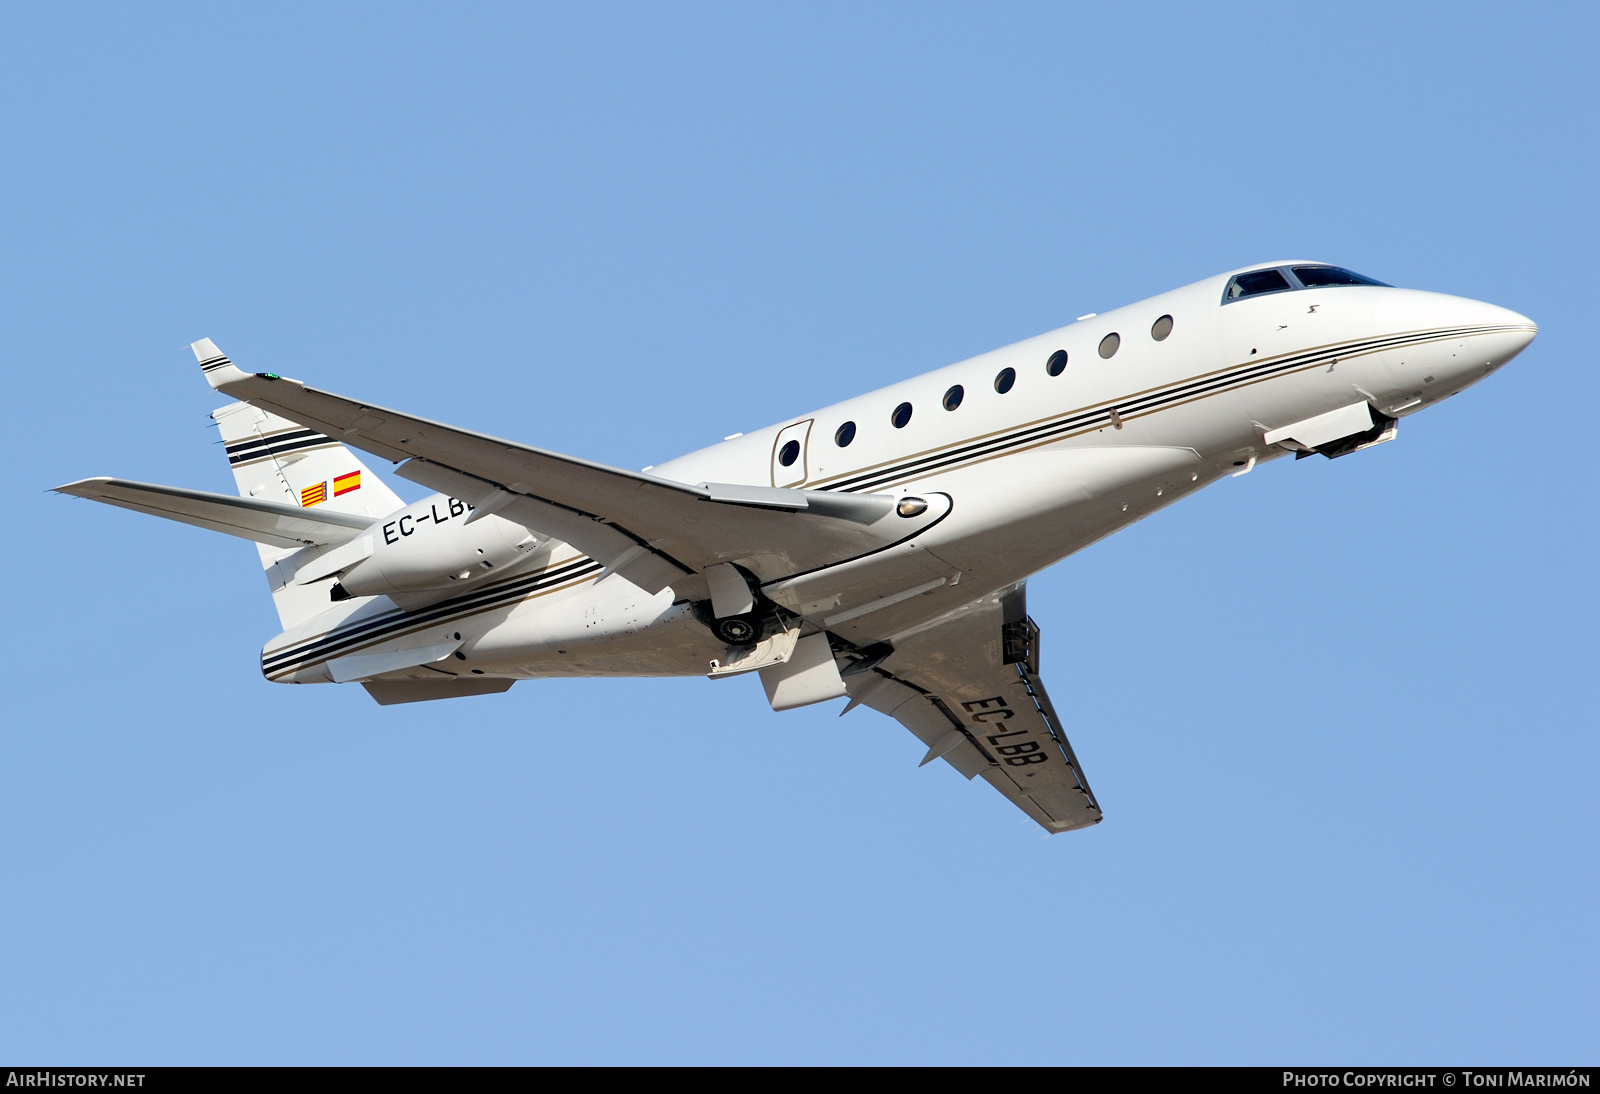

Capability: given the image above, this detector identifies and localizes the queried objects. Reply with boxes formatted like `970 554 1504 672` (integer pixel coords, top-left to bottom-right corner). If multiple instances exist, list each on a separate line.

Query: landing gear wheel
713 614 760 646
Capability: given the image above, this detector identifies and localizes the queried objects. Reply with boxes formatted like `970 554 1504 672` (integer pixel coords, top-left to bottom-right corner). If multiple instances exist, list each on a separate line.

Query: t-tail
55 338 405 629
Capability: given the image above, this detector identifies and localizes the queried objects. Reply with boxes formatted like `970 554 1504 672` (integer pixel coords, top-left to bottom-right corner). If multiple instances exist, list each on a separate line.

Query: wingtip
52 476 112 497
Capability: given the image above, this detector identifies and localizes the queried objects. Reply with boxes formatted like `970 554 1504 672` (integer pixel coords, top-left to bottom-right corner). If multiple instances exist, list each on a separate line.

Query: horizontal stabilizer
54 477 372 549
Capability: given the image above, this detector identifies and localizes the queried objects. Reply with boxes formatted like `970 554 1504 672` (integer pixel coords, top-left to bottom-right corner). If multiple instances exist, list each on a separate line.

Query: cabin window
1098 333 1120 359
1046 349 1068 376
891 402 913 428
835 421 856 447
778 439 800 467
1291 265 1389 288
1151 315 1174 341
942 385 964 411
1224 268 1292 301
994 367 1016 394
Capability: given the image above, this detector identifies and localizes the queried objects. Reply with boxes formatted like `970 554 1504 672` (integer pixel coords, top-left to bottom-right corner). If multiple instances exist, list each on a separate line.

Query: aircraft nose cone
1376 289 1537 383
1468 297 1538 342
1500 308 1539 351
1469 298 1538 363
1378 287 1534 333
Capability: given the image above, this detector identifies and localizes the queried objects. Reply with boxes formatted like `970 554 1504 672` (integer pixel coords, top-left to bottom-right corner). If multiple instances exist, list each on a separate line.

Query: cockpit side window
1291 265 1390 288
1224 268 1292 301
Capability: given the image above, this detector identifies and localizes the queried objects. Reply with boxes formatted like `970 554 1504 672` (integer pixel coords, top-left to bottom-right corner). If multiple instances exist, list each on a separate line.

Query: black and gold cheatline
818 323 1526 494
262 556 604 679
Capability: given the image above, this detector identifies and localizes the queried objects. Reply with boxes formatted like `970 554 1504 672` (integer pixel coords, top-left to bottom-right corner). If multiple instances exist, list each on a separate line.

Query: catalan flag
333 470 361 496
300 482 327 507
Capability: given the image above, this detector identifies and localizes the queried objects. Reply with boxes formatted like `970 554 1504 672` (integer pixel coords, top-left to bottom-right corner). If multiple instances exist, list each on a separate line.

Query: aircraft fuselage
257 261 1535 686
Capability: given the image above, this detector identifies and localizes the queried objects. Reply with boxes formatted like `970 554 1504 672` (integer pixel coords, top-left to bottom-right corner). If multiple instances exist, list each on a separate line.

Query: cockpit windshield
1223 264 1390 303
1225 269 1291 300
1291 265 1389 288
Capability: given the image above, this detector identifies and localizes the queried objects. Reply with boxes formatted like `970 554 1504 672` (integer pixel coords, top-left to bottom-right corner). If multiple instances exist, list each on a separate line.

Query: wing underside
847 590 1102 833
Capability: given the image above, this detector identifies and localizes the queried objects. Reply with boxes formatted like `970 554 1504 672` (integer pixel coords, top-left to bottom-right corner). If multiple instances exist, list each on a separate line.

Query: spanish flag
300 482 327 507
333 471 361 496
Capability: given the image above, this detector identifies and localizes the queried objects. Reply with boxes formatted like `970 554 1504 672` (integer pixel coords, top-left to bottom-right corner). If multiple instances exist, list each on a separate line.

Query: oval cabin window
778 439 800 467
1151 315 1174 341
942 385 964 411
1098 333 1121 359
891 402 913 429
1046 349 1068 376
835 421 856 447
994 367 1016 394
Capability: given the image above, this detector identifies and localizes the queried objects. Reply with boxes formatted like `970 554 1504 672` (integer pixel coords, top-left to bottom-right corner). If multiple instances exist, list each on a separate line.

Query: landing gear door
770 419 813 488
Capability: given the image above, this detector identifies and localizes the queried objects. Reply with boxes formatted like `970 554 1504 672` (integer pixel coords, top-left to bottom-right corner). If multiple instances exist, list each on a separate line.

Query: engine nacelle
328 494 540 599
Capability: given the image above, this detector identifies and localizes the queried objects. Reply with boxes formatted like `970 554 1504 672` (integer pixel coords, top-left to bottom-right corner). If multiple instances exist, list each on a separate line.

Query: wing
54 477 372 548
195 345 931 597
845 588 1102 833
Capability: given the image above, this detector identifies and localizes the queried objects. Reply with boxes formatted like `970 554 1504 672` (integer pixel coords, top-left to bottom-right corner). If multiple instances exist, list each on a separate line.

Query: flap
54 477 372 549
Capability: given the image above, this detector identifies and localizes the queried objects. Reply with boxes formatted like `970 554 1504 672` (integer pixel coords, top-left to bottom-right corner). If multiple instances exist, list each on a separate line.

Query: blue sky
2 2 1594 1064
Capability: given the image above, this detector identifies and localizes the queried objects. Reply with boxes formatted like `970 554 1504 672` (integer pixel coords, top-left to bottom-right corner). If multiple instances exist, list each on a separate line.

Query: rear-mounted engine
292 495 540 601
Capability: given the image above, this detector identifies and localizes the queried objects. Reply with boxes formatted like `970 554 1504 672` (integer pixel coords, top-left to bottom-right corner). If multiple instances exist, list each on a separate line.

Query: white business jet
56 262 1536 832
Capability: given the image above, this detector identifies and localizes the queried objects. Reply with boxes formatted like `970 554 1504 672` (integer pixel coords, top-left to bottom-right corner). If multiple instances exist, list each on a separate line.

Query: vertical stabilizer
212 397 405 629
